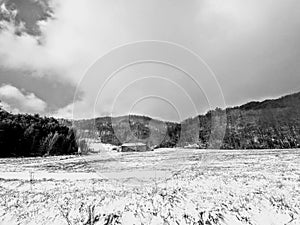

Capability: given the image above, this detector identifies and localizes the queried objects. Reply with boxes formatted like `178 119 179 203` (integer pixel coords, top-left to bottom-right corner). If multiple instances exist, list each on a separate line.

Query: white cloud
52 100 96 119
52 102 73 119
0 0 299 119
0 100 20 114
0 84 47 113
0 0 131 83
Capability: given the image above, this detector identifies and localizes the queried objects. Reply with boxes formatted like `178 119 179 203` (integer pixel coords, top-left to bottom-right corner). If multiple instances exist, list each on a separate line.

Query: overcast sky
0 0 299 121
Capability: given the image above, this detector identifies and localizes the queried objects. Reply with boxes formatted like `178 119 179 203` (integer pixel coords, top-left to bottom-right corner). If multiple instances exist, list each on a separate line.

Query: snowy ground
0 144 300 224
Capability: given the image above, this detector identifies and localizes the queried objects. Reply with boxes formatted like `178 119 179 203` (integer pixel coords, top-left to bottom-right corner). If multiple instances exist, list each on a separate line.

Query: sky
0 0 299 121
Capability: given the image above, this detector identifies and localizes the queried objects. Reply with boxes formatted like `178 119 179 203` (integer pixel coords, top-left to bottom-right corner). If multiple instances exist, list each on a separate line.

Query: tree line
0 107 79 157
74 92 300 150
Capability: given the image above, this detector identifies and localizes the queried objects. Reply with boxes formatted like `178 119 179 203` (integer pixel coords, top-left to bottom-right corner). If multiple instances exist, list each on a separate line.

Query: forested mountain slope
1 91 299 157
74 91 300 149
222 92 300 149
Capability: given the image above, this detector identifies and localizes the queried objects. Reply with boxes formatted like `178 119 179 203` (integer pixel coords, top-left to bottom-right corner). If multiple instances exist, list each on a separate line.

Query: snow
0 171 101 181
0 148 300 224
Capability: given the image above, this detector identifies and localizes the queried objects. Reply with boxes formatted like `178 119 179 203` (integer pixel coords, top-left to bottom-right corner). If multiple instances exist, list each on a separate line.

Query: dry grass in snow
0 148 300 225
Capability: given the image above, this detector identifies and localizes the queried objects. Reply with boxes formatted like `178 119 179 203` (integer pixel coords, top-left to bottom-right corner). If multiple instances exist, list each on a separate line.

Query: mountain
1 91 299 154
73 115 179 147
73 91 300 149
222 91 300 149
233 91 300 111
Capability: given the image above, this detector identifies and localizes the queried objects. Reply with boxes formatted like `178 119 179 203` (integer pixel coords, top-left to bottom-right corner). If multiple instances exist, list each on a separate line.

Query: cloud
0 0 129 83
0 0 53 35
0 84 47 113
52 100 95 119
0 0 299 119
0 100 20 114
52 102 73 119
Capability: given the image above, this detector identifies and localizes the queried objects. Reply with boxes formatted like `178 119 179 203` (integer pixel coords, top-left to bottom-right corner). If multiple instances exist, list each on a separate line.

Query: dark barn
120 143 151 152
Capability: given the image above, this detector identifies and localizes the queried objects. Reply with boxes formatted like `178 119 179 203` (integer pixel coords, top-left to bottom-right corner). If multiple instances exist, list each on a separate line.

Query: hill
0 107 78 157
73 91 300 149
221 91 300 149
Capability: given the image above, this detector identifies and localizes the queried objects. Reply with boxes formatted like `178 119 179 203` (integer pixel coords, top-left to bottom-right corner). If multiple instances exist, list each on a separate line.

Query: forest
1 91 300 158
0 105 78 157
74 91 300 149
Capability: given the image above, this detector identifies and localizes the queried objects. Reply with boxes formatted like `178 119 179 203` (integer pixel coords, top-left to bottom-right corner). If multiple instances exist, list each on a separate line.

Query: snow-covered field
0 144 300 224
